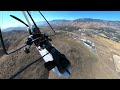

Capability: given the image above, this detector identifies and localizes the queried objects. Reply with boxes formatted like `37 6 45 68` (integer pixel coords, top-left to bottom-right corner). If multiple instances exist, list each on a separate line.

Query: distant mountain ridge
3 18 120 32
49 18 120 30
49 18 120 23
48 18 120 30
3 27 26 32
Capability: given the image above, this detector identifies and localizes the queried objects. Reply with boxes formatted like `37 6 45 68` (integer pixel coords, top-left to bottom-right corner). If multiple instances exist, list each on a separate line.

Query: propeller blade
10 15 29 27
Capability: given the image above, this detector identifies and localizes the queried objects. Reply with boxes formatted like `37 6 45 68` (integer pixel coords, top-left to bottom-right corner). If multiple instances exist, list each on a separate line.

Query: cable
9 52 49 79
38 11 56 36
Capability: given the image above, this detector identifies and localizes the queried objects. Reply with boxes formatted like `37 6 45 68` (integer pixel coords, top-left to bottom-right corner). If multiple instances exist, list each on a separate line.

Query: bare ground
0 32 120 79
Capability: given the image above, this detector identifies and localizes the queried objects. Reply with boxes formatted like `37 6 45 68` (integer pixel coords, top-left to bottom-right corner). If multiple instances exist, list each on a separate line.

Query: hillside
49 32 120 79
0 30 120 79
0 18 120 79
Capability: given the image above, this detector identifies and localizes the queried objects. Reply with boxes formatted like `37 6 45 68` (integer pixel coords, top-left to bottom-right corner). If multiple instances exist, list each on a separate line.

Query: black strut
0 28 8 54
39 11 56 35
27 11 38 28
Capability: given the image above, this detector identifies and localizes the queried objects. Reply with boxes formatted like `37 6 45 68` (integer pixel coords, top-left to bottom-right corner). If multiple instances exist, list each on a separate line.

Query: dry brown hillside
48 33 120 79
0 30 120 79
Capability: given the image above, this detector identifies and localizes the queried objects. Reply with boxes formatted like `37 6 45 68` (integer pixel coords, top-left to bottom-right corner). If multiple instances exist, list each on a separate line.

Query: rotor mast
22 11 32 34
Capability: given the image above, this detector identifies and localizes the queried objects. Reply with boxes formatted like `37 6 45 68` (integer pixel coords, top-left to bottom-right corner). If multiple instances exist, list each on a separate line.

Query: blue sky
1 11 120 29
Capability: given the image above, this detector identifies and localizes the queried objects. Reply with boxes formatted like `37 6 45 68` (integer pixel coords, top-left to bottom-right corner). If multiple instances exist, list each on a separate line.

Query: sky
1 11 120 29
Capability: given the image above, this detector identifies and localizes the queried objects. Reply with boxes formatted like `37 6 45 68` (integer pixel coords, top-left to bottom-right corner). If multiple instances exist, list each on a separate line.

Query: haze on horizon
0 11 120 29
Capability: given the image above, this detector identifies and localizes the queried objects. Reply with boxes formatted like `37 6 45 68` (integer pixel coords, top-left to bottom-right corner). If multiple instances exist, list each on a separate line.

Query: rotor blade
10 15 29 27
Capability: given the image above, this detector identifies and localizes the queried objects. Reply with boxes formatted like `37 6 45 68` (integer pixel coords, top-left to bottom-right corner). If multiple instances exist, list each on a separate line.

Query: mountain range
3 18 120 32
